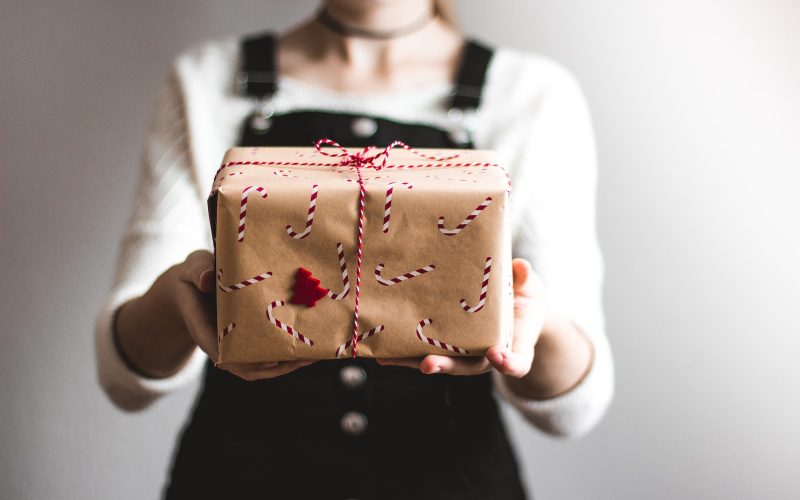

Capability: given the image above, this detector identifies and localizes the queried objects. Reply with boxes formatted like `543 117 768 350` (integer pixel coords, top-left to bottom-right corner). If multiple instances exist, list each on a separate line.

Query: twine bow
315 139 401 170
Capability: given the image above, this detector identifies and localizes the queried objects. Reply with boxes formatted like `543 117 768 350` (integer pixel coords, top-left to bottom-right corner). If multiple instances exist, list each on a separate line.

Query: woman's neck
317 0 442 69
279 1 463 93
323 0 433 34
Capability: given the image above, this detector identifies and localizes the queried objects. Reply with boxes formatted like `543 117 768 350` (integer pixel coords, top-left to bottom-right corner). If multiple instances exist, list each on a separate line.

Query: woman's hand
114 250 314 381
376 258 545 377
175 250 316 380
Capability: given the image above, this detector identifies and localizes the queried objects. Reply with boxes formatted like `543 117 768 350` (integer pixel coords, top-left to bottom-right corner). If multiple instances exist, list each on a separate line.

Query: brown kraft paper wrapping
208 146 513 364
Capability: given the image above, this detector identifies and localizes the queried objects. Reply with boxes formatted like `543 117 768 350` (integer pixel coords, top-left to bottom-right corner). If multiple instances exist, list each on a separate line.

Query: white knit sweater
94 36 613 438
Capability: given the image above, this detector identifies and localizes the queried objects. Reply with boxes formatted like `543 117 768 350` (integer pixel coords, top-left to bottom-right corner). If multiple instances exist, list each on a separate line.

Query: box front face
212 147 512 363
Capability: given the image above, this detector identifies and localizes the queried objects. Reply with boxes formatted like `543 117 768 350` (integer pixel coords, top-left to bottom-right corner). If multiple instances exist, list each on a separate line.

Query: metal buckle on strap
452 83 483 100
236 71 277 94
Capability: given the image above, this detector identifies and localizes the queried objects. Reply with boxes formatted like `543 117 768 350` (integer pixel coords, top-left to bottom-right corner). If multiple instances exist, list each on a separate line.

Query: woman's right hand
115 250 314 381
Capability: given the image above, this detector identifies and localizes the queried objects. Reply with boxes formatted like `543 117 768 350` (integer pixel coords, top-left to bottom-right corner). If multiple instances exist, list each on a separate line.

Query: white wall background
2 1 799 499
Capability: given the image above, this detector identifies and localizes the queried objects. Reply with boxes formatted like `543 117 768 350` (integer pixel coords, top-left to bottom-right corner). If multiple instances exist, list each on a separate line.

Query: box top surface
221 146 499 169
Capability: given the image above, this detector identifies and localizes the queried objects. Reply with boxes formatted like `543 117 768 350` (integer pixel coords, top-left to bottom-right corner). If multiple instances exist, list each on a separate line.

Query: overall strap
238 32 278 99
449 39 494 111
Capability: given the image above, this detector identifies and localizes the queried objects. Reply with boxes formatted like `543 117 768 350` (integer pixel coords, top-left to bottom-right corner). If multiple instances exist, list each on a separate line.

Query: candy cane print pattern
238 185 268 242
210 171 242 194
345 175 386 183
382 181 413 233
460 257 492 313
217 322 236 344
326 242 350 300
374 263 435 286
216 269 273 292
266 300 314 346
334 325 385 358
285 184 318 239
437 196 493 236
272 169 310 180
415 319 469 354
423 174 477 183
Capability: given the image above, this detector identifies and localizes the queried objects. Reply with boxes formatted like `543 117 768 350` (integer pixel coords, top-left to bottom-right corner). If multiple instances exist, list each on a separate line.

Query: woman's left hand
377 258 545 377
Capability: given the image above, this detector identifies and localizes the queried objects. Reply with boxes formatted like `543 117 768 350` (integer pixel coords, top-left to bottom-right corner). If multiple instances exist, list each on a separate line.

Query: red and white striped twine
266 300 314 346
438 196 493 236
381 161 497 170
382 181 413 233
326 242 351 300
218 322 236 344
415 318 469 355
238 185 268 242
216 269 272 292
211 138 494 185
460 256 492 313
285 184 318 239
212 160 340 187
272 169 309 179
374 263 436 286
350 164 367 357
334 325 385 358
211 159 500 188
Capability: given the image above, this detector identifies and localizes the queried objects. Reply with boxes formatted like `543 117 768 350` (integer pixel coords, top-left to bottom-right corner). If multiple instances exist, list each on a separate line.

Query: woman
95 0 614 498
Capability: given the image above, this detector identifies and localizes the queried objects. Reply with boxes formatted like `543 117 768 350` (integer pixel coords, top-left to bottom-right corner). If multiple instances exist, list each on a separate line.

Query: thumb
181 250 215 293
512 258 533 295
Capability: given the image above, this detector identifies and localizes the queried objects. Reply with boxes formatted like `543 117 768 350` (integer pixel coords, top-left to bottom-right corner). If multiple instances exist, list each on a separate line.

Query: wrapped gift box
208 144 513 364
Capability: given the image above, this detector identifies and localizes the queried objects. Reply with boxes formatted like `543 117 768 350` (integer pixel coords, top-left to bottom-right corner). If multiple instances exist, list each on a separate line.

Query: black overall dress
164 33 528 500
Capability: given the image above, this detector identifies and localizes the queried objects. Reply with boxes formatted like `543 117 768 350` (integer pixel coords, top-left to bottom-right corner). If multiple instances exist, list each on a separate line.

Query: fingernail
427 365 441 374
198 269 214 289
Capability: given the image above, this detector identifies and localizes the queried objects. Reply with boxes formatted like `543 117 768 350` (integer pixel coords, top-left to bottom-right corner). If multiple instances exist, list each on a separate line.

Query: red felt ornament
289 267 330 307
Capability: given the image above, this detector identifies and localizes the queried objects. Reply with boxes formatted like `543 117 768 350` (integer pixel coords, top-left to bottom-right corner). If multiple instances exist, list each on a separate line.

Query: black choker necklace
317 8 435 40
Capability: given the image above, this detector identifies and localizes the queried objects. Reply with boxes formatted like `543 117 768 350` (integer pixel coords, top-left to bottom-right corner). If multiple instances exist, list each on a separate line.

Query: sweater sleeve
94 67 211 411
489 58 614 437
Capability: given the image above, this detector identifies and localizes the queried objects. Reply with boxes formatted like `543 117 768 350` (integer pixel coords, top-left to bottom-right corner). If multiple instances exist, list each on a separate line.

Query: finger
485 346 533 378
512 258 532 293
175 283 218 360
224 360 315 381
376 358 423 369
511 258 538 333
420 355 492 375
180 250 215 293
503 259 545 378
513 258 543 304
197 269 215 293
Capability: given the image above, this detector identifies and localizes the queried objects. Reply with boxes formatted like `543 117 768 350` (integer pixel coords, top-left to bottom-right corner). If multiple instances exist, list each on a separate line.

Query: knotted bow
316 139 410 170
